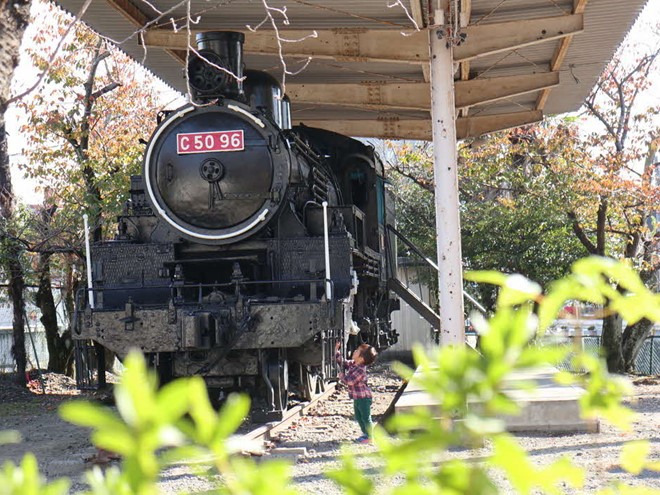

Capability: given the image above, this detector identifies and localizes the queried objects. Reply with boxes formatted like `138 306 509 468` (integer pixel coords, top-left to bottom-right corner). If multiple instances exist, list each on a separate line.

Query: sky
5 0 660 202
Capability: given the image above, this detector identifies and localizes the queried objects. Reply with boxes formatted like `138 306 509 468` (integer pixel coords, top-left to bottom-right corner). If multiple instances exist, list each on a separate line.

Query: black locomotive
74 31 399 416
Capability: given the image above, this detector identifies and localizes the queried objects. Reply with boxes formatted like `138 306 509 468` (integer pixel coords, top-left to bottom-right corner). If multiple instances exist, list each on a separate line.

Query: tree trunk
622 318 655 373
1 0 33 387
36 253 73 374
7 249 27 384
0 112 28 384
601 313 625 373
0 2 32 96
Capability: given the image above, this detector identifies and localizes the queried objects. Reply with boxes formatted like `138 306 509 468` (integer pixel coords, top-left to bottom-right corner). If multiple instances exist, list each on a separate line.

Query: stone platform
394 366 599 433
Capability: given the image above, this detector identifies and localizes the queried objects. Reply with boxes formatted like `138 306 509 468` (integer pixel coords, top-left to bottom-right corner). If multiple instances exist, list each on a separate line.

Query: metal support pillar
430 9 465 345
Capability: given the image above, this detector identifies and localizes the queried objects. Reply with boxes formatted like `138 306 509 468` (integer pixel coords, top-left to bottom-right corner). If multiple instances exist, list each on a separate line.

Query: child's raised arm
335 341 345 369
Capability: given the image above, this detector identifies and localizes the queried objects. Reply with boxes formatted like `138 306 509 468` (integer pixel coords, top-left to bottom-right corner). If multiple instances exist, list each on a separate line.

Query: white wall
384 265 436 360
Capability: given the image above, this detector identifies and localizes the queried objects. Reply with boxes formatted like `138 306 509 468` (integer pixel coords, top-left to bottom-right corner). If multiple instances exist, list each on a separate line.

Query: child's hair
358 343 377 365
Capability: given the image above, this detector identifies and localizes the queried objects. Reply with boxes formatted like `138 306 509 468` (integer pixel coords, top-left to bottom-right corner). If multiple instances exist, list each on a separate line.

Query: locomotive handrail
76 278 333 291
387 224 440 272
74 277 337 310
386 223 488 316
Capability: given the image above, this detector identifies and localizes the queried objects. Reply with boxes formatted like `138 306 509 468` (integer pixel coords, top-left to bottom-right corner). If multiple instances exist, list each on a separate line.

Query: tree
33 204 75 374
574 33 660 372
0 0 33 385
388 24 660 373
4 0 164 374
386 134 587 312
18 5 162 241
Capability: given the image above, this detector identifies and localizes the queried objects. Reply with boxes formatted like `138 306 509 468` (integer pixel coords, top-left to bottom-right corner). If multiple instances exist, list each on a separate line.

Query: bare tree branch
567 210 597 254
91 82 121 101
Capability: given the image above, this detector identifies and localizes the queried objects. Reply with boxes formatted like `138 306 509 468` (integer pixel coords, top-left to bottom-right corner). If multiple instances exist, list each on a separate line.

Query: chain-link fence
549 335 660 375
628 336 660 375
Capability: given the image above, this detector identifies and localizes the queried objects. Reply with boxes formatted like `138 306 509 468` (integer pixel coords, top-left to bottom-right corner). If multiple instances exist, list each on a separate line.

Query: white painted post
83 214 95 309
430 5 465 345
322 201 332 301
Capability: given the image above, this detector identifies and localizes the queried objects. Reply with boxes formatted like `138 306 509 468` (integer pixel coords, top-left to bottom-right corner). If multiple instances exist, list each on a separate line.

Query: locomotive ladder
386 224 486 343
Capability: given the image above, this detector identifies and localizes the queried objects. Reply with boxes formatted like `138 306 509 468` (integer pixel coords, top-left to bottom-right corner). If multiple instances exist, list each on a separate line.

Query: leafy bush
1 257 659 494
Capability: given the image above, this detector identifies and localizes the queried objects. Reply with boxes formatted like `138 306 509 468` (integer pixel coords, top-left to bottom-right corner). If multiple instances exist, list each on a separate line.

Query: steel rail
242 382 338 443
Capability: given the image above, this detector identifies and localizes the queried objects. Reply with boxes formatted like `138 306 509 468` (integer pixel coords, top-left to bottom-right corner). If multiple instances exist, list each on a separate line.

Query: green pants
353 398 373 437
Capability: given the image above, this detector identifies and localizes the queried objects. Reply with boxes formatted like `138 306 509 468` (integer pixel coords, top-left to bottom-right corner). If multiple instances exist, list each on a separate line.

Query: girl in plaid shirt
335 341 378 444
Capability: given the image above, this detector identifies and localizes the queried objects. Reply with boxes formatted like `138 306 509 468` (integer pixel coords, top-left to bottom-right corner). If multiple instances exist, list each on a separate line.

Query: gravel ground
0 371 112 489
154 362 403 494
245 373 660 494
2 368 660 493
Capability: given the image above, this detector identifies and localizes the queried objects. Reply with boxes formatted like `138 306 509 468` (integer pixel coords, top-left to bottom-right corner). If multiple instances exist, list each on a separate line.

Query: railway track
240 367 406 453
242 382 338 445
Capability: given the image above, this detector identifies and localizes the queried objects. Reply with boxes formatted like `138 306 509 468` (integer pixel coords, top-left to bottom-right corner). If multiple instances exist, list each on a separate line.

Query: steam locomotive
74 31 399 416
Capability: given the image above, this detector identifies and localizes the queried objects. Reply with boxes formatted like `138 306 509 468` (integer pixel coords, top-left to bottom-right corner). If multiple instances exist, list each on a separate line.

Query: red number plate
176 130 244 154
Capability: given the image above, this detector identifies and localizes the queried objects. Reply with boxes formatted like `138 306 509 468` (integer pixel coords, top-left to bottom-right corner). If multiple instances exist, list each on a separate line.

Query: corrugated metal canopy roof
54 0 648 140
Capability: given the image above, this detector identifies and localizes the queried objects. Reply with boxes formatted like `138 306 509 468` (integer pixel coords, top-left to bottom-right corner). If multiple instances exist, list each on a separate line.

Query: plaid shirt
336 350 372 399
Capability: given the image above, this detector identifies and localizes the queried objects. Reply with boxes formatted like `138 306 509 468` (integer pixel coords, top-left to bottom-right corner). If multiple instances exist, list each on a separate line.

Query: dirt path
0 373 105 489
2 371 660 493
0 367 401 493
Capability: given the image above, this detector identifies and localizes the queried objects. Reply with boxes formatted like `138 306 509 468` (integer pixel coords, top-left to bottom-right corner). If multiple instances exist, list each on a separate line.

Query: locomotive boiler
74 31 399 416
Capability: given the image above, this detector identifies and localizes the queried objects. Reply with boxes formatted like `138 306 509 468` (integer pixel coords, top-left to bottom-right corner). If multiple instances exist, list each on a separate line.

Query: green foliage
0 431 21 445
360 256 658 494
458 125 589 286
0 454 70 495
387 127 589 312
61 351 295 495
1 257 660 494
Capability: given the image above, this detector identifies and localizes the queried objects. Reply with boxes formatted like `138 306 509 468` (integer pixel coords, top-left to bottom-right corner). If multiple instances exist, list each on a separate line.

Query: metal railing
386 224 487 333
75 277 337 312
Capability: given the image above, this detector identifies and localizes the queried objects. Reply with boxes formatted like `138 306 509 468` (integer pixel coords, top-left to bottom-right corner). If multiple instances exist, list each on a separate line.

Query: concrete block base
395 366 599 434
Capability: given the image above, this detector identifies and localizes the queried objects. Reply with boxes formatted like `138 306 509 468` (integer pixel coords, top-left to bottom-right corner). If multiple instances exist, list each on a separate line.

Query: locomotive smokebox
143 32 292 245
187 31 245 101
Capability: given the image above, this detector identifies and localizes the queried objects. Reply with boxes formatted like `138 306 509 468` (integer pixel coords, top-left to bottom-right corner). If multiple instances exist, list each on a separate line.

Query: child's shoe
354 435 367 443
358 437 372 444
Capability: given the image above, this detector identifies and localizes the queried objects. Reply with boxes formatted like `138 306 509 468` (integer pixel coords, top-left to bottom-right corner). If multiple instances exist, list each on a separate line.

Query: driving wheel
266 349 289 411
300 364 321 401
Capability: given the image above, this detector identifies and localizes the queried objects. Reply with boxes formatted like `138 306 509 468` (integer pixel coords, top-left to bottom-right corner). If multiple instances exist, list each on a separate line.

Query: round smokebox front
143 105 288 243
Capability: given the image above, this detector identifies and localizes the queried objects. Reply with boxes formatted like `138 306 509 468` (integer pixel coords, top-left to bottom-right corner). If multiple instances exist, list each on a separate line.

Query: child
335 341 378 444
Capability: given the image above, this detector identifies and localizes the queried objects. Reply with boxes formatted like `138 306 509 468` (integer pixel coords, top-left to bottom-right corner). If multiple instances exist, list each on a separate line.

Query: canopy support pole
430 6 465 345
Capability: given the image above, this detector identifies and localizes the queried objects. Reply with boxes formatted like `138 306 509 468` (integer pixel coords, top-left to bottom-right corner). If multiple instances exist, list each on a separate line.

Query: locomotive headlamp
187 50 232 96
